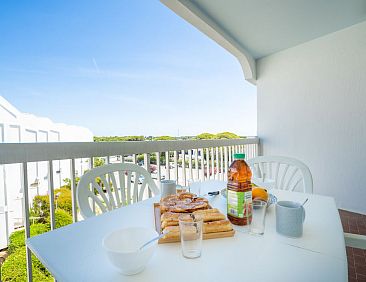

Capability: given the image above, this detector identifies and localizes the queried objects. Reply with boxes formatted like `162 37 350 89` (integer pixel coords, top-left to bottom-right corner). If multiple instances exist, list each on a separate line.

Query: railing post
48 160 56 230
210 148 215 179
244 144 248 159
132 154 137 164
21 162 33 282
200 149 204 181
224 146 228 179
257 139 262 156
220 147 224 180
174 151 178 183
70 159 78 222
165 151 170 180
144 154 152 197
188 149 193 181
194 149 199 180
156 152 161 184
205 148 210 180
1 164 10 251
181 150 186 186
215 147 219 180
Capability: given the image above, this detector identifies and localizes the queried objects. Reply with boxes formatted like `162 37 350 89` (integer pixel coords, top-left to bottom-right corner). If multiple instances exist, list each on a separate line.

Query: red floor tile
339 209 366 281
355 255 366 265
357 273 366 281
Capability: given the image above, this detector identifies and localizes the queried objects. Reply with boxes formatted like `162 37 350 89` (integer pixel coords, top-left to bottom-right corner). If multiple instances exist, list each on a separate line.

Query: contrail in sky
92 57 100 73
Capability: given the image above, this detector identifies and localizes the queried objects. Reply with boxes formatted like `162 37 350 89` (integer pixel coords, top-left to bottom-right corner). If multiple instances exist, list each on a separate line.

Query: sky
0 0 257 137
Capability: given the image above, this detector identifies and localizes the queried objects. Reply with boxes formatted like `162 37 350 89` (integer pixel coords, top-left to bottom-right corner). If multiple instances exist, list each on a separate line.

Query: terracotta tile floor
339 209 366 282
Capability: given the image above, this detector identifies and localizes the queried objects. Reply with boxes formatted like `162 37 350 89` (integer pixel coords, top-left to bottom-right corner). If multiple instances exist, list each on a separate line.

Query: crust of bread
162 220 233 239
160 212 181 222
162 226 180 239
192 208 220 215
161 211 226 229
161 213 191 229
203 220 233 234
202 213 226 222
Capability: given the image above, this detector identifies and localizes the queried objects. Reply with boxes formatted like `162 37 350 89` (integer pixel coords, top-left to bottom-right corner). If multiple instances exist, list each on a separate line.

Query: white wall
0 96 94 248
257 21 366 214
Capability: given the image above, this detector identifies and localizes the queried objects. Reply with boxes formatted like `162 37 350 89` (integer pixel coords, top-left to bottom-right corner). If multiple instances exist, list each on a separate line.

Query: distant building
0 96 93 249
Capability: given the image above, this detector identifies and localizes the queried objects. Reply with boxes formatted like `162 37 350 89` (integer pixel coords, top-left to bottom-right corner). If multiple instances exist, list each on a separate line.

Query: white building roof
0 96 93 142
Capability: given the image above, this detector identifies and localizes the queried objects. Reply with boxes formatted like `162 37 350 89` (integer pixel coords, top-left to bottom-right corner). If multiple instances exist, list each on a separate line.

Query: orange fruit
252 187 269 202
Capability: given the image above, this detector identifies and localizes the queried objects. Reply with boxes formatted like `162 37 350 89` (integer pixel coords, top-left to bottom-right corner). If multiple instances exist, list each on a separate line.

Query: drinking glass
160 180 176 198
176 184 188 193
188 179 202 196
178 215 203 259
250 199 267 235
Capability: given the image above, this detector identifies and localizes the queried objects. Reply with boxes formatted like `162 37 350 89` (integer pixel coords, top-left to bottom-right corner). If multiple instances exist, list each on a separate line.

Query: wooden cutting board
154 203 235 243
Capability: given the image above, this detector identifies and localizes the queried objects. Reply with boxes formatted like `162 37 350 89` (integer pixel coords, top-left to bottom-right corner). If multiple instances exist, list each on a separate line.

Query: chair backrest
246 156 313 193
77 163 160 218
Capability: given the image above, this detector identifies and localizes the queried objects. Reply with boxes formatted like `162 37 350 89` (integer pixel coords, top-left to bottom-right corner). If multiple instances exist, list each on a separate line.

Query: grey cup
160 180 176 198
276 201 306 238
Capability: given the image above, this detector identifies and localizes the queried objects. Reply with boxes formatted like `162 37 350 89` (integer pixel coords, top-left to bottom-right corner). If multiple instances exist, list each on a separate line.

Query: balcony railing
0 137 259 281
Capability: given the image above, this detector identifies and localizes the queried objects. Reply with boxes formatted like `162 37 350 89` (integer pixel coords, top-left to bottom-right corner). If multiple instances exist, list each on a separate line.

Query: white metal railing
0 137 259 281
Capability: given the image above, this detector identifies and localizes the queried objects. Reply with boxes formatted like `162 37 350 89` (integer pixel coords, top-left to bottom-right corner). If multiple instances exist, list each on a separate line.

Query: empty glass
176 184 188 193
250 199 267 235
160 180 176 198
178 215 203 259
188 179 202 196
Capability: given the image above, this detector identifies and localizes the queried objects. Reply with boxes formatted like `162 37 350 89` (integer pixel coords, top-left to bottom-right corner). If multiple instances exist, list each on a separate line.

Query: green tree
8 224 49 254
196 133 216 139
215 132 240 139
93 157 105 167
62 177 80 189
94 136 145 142
3 211 72 282
1 247 53 281
31 188 72 221
153 136 176 141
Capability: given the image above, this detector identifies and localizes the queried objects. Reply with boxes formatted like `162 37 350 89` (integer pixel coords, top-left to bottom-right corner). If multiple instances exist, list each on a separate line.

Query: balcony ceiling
162 0 366 83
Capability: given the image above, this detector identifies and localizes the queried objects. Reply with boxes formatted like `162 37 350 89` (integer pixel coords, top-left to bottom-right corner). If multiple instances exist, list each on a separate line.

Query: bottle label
227 190 252 218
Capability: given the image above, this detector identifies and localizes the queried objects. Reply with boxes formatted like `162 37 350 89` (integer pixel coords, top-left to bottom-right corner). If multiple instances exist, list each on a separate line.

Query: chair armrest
344 232 366 249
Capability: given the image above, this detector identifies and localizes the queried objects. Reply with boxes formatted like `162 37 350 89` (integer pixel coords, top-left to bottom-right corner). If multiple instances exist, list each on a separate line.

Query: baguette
161 213 191 229
161 211 226 229
162 220 233 239
161 216 191 229
161 212 184 222
193 208 226 222
203 220 233 234
192 208 220 215
162 226 180 240
201 213 226 222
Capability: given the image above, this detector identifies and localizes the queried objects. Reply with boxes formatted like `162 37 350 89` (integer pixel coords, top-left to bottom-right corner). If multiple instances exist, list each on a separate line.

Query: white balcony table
26 184 347 282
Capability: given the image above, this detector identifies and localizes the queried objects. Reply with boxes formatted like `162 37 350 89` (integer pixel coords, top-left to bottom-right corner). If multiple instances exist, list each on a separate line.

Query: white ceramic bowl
102 227 158 275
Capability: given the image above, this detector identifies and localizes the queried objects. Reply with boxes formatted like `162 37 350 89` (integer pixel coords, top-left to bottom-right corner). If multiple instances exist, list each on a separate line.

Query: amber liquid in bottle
227 155 252 226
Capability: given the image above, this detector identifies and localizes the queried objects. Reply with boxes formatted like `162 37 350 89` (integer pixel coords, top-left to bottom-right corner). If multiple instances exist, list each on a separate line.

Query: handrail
0 137 259 164
0 137 259 281
344 232 366 250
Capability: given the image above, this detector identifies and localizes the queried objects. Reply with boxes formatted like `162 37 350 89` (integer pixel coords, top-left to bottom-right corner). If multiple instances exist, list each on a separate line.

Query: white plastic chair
77 163 160 218
246 156 313 193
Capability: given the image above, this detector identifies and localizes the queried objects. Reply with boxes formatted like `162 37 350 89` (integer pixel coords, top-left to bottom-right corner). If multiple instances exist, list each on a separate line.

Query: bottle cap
233 153 245 159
